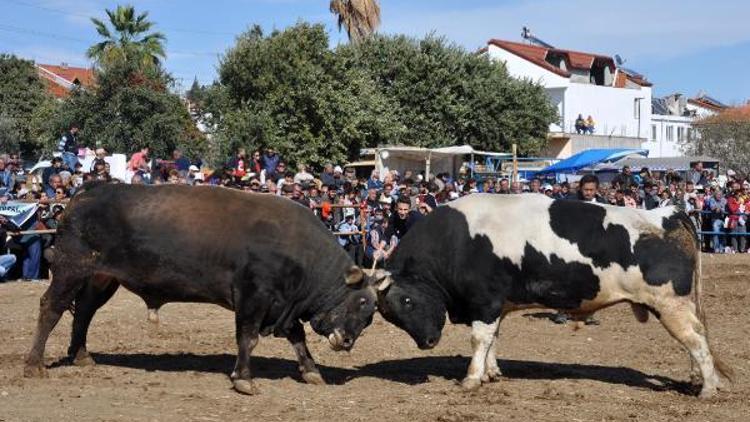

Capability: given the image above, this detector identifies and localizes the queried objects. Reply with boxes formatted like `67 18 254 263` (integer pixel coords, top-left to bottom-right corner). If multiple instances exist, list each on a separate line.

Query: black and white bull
374 194 732 398
24 183 379 395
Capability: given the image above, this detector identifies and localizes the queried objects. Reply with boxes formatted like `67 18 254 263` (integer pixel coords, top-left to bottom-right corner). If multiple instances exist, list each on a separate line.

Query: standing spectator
576 174 606 203
726 190 747 253
337 214 361 263
510 181 522 194
367 169 383 190
0 159 12 188
42 157 63 188
527 178 542 194
386 197 422 241
0 215 17 282
496 178 510 194
612 166 636 189
707 189 727 253
424 182 439 209
320 164 336 187
643 183 660 210
250 150 263 175
44 175 64 198
228 148 248 178
128 145 151 174
57 124 79 171
294 164 314 187
173 149 191 175
686 162 706 186
262 148 281 179
332 166 346 190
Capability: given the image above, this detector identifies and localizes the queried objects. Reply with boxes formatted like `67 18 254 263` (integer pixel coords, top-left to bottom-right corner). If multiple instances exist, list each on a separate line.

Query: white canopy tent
374 145 511 179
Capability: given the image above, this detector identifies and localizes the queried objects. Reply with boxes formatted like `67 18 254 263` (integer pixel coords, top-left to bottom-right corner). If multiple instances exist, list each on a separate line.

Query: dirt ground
1 254 748 422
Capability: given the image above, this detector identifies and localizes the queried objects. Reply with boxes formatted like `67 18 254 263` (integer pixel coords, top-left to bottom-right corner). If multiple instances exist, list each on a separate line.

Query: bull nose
342 337 354 349
424 337 437 348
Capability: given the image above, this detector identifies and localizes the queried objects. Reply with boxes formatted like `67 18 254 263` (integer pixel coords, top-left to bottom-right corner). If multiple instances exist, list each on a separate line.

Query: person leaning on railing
726 189 748 253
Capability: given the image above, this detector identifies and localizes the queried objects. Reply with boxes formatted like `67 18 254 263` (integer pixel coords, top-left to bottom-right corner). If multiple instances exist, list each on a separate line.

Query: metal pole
512 144 518 183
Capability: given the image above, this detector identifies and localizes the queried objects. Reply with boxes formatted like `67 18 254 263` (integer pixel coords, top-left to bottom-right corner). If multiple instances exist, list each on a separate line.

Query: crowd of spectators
0 135 748 283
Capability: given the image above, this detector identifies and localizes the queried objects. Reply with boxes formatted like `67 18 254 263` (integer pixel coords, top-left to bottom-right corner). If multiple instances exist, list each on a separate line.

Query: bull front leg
462 318 500 390
287 321 325 385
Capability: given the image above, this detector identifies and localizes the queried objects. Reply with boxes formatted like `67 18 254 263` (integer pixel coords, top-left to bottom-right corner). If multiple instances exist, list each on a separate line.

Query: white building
646 93 726 157
484 39 653 158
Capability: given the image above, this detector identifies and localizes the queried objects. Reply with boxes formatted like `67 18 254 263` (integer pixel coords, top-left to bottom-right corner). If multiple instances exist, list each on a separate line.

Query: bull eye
403 297 412 308
359 297 367 307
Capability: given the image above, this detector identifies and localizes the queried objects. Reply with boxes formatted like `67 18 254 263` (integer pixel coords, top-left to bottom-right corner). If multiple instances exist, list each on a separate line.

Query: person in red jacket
726 191 747 253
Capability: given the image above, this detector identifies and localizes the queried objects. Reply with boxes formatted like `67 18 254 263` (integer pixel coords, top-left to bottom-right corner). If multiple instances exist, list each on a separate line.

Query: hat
189 165 199 172
727 169 736 177
542 183 553 191
334 165 343 173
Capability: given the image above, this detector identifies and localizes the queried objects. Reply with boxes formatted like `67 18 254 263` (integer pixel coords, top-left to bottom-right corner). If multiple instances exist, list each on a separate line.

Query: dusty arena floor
1 254 748 422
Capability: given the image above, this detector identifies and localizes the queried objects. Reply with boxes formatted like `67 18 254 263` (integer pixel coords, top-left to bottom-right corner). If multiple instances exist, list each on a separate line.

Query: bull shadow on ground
51 353 695 395
51 353 358 384
352 356 697 395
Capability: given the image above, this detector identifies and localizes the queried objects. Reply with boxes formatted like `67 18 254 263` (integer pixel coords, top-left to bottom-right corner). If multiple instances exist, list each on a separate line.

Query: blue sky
1 0 748 104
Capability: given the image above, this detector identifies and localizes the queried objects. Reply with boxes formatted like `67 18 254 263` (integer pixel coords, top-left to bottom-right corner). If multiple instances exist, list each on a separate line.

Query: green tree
214 23 399 168
87 5 166 71
0 54 55 155
689 106 750 177
336 34 557 155
330 0 381 43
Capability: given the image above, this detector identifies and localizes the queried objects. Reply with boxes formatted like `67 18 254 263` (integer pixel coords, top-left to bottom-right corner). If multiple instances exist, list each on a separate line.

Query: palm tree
330 0 381 43
86 5 166 70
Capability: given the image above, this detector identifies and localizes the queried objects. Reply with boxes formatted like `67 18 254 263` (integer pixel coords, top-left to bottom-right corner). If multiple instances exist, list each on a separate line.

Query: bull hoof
147 309 159 324
302 371 325 386
461 377 482 391
23 364 48 378
73 354 96 367
698 386 718 399
481 368 502 383
233 379 259 395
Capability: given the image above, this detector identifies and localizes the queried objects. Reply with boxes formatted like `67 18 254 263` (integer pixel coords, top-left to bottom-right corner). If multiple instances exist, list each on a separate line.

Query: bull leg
462 318 500 390
25 274 87 377
287 321 324 385
67 277 120 366
230 292 267 395
655 300 722 398
482 316 506 383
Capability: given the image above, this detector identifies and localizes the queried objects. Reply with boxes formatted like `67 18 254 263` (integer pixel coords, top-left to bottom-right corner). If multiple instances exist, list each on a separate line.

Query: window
651 124 657 141
666 126 674 142
677 127 685 142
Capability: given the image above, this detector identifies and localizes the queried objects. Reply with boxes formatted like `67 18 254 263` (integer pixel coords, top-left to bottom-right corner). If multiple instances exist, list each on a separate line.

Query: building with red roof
483 37 653 158
35 63 95 99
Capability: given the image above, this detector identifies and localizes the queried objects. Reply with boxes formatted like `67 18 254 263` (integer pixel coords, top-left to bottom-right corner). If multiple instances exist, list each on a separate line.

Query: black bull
24 183 382 395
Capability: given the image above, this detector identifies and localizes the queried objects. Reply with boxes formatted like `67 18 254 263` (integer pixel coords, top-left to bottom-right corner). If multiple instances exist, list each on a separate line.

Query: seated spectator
585 115 596 134
574 114 586 134
42 157 63 188
250 150 263 175
128 145 151 173
262 148 281 179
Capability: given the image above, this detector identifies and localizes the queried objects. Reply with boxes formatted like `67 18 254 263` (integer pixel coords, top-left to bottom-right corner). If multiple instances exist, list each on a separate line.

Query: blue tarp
536 148 649 175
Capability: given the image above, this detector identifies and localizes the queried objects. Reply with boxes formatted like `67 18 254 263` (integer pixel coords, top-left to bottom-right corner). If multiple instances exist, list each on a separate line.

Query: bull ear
345 266 365 285
369 269 393 292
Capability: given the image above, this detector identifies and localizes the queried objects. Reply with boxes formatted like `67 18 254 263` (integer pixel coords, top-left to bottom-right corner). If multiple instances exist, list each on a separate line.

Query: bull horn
370 259 378 271
345 266 364 285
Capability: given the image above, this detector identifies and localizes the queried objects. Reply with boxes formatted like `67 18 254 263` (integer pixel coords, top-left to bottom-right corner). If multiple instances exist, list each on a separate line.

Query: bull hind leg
462 318 500 390
655 299 723 398
25 272 89 377
287 321 324 385
67 275 120 366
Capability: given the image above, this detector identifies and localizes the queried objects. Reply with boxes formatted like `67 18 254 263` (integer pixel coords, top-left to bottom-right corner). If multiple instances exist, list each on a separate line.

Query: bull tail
693 240 735 382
